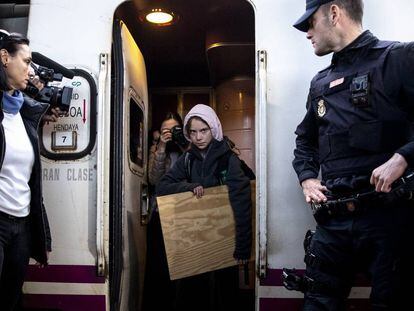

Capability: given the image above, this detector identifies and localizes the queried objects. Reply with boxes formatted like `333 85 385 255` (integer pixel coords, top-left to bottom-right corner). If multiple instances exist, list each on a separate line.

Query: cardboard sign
157 181 255 280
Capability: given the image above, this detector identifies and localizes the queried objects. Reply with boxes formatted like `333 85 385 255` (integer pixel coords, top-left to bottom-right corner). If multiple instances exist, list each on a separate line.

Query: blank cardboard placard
157 182 255 280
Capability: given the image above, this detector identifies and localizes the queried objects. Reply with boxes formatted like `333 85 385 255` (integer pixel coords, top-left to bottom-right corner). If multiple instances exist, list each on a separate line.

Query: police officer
292 0 414 309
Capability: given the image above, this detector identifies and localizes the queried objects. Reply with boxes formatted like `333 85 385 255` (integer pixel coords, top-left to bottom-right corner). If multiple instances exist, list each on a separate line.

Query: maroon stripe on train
260 269 371 287
25 265 105 284
260 298 370 310
23 294 105 311
260 269 302 286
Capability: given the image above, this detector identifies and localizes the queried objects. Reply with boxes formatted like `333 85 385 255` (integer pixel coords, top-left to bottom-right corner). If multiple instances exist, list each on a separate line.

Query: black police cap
293 0 334 32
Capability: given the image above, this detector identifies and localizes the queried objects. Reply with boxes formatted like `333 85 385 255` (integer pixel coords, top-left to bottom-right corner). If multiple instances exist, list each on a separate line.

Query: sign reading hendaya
157 182 255 280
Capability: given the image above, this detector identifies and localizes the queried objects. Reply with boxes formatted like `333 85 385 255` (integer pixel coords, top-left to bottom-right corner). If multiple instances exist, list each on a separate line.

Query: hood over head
183 104 223 141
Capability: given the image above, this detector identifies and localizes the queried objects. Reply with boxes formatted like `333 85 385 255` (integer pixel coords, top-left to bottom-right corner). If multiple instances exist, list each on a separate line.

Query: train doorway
115 0 256 310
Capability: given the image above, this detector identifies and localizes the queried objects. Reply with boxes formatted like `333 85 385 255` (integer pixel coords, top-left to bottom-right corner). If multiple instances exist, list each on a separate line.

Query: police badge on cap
293 0 334 32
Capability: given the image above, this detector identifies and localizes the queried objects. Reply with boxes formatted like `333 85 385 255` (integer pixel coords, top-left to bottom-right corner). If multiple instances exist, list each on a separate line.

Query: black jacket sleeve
42 200 52 252
292 93 320 183
389 42 414 166
226 154 252 260
156 153 201 196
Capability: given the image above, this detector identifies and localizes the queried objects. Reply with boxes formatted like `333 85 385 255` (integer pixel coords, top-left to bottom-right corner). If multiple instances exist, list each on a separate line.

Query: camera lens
170 126 188 148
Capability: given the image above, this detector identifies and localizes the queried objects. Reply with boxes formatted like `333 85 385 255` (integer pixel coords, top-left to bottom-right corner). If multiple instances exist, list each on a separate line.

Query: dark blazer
0 91 51 265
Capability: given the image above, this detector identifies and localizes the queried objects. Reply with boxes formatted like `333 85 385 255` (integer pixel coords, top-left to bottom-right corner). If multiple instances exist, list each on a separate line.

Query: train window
129 96 145 169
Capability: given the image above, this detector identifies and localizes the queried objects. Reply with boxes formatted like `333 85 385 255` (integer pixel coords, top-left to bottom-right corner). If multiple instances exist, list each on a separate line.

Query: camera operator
27 66 62 123
144 111 189 311
0 29 51 310
148 112 189 185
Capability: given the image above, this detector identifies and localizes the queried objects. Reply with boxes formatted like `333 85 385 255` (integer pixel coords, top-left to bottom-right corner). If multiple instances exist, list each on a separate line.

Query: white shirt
0 112 35 217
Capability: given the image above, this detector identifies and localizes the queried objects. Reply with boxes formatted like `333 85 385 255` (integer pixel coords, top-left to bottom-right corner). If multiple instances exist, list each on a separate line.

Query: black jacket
293 31 414 192
157 139 252 260
0 91 51 265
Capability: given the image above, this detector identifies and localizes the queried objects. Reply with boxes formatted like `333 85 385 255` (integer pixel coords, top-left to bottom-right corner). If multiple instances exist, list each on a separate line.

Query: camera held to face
170 125 188 148
24 64 73 112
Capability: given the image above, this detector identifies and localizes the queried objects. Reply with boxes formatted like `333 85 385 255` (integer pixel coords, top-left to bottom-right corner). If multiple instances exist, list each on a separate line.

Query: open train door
110 19 149 310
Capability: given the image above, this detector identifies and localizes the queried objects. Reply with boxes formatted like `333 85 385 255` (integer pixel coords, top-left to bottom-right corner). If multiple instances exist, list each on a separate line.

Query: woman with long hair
144 111 189 311
0 29 51 310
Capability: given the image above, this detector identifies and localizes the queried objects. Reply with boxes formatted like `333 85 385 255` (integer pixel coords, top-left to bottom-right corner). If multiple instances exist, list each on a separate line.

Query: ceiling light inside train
145 9 176 25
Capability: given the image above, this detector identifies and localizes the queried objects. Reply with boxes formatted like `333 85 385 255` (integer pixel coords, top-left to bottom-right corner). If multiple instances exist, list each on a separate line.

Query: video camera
24 52 75 112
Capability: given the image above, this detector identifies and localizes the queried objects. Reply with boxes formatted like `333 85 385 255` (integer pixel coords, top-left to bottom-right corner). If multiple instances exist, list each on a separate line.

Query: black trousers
143 212 253 311
174 266 241 311
0 211 31 311
303 200 414 311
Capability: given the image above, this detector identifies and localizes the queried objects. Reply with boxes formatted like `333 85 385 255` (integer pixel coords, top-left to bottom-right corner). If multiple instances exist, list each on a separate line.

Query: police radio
350 74 370 107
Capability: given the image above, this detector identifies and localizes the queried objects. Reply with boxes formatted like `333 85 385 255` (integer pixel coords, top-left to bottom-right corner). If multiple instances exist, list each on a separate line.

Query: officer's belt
282 268 344 296
312 173 414 215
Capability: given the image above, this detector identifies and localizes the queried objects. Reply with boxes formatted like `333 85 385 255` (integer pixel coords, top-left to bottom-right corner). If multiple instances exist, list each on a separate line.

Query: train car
1 0 413 310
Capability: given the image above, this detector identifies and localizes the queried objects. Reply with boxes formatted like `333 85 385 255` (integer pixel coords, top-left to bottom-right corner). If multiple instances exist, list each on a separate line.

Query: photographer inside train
144 111 189 311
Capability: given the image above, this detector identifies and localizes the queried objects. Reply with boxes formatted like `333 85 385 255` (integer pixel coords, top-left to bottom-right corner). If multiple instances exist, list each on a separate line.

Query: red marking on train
83 99 86 123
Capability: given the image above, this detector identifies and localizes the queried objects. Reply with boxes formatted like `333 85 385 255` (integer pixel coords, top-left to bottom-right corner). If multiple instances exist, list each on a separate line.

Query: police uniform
292 25 414 311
